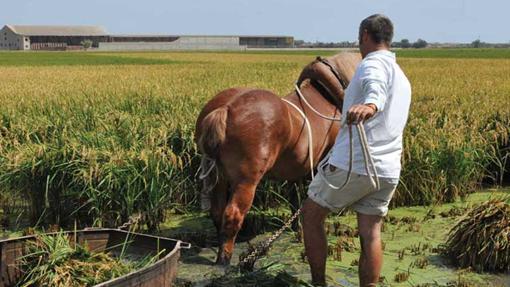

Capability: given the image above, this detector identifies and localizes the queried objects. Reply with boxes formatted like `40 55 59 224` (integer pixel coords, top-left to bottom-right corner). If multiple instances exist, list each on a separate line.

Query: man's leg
357 213 384 287
302 198 330 286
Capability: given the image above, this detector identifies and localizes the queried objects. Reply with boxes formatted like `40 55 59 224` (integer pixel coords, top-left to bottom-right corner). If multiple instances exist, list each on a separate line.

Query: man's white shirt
328 50 412 179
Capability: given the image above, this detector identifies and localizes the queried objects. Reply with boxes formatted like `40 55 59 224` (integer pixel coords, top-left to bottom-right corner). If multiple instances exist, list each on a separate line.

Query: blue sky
1 0 508 43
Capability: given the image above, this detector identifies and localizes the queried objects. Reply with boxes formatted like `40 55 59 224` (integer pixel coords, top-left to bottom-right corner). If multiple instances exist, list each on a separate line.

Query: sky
1 0 508 43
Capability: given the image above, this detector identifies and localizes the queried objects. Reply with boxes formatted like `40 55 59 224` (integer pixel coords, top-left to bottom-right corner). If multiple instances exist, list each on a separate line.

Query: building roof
2 24 291 38
5 25 108 36
111 34 292 38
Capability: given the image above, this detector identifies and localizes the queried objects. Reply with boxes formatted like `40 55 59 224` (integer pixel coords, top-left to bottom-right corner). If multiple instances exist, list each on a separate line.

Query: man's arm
346 59 388 124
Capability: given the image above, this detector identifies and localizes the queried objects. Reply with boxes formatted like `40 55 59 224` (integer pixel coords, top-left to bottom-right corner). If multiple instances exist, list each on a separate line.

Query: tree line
295 39 429 49
295 38 510 49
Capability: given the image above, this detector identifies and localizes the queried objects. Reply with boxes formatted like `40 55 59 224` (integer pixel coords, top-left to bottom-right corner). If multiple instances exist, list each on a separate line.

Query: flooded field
162 190 510 286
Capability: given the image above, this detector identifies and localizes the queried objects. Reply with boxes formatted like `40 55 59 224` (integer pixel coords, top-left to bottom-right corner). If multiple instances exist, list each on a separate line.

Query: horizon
1 0 509 44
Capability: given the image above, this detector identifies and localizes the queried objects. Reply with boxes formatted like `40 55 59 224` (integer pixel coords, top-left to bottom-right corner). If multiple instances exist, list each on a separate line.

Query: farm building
0 25 109 50
101 35 243 51
100 35 294 50
0 24 294 51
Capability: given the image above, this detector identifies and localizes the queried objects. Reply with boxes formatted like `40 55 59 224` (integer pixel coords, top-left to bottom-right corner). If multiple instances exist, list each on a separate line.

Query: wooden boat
0 228 190 287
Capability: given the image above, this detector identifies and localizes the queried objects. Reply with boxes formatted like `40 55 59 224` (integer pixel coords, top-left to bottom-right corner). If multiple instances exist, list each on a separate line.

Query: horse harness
238 56 380 271
315 56 349 91
298 56 349 111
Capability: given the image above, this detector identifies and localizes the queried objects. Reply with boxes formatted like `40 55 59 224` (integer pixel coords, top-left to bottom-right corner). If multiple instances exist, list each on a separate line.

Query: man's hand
346 104 377 124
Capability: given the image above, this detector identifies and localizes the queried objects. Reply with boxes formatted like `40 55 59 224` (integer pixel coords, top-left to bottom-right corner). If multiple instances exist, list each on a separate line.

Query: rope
196 155 218 211
238 83 381 268
318 126 353 191
293 82 380 191
318 123 380 192
294 83 342 122
356 123 381 191
117 213 142 231
281 98 315 179
198 155 216 180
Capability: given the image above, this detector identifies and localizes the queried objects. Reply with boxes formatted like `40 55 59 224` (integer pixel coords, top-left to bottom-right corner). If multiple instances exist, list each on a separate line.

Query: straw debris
442 198 510 273
17 231 161 287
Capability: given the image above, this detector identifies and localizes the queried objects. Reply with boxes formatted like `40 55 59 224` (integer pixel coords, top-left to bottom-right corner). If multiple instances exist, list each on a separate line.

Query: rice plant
16 230 163 287
0 52 508 231
442 198 510 272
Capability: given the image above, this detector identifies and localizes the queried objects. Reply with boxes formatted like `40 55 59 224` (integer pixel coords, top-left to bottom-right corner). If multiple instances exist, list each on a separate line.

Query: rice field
0 49 509 285
0 49 509 231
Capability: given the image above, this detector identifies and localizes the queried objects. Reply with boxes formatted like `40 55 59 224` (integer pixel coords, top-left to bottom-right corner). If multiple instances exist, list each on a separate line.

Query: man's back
329 50 412 179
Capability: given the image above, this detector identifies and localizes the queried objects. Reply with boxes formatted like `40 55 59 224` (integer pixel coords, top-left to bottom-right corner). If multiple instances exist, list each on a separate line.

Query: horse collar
316 56 348 90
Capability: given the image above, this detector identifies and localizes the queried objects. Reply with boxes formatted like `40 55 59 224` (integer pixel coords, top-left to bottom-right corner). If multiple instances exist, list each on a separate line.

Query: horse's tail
197 107 228 210
198 107 228 157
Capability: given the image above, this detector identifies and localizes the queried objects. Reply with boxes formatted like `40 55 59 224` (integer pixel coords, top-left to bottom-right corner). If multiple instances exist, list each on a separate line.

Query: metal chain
239 207 302 266
117 213 142 230
238 123 378 268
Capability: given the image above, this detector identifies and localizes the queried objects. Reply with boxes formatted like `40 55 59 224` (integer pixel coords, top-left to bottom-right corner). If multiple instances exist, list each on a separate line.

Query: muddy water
161 190 510 286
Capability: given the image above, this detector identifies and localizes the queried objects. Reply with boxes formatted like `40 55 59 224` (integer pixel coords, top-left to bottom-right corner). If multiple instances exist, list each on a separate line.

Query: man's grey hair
359 14 394 45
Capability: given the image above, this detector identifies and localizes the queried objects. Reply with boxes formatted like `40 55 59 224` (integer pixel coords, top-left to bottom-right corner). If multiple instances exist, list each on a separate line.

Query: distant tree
80 39 93 50
413 39 428 48
471 39 487 48
400 39 411 48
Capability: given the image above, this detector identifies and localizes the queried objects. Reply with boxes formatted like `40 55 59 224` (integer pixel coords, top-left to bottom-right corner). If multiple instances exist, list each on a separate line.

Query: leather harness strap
316 56 349 90
309 79 343 111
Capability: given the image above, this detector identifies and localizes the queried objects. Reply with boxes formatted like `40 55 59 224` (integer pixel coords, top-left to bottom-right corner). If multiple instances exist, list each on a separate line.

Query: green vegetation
396 48 510 59
156 47 510 59
18 231 162 287
229 47 510 59
172 190 510 286
0 51 185 66
80 40 93 50
0 51 508 232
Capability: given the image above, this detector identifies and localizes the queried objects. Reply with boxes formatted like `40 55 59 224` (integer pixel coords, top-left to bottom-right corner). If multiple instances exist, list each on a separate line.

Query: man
302 14 412 286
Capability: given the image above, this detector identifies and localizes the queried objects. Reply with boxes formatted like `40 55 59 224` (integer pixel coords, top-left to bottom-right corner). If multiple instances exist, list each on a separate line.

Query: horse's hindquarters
196 88 293 263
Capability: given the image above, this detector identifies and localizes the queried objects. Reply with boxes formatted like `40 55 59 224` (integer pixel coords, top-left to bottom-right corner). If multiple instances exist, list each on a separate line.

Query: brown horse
195 52 361 264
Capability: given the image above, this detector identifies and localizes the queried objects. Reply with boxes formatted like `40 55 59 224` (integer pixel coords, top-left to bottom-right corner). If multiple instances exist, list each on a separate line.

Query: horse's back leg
209 175 229 235
216 147 275 264
217 179 259 264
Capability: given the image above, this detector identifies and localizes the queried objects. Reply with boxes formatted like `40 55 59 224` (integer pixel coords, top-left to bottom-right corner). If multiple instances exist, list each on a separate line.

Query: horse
195 52 361 264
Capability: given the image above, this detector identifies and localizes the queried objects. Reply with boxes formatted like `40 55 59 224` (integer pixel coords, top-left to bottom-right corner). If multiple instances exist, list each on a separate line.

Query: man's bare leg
302 198 330 286
357 213 384 286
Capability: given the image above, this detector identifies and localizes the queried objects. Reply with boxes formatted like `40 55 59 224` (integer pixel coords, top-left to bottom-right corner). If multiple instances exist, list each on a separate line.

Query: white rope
290 83 380 192
199 82 381 212
318 126 353 190
282 98 315 179
356 123 381 191
198 155 216 180
294 83 342 122
196 155 218 211
239 82 382 267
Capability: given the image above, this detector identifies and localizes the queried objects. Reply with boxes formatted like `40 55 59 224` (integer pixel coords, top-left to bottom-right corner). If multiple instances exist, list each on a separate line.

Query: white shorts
307 163 398 216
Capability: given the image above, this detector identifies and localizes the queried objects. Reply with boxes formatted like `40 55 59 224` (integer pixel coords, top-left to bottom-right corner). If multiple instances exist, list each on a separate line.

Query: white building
0 25 108 50
0 25 29 50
